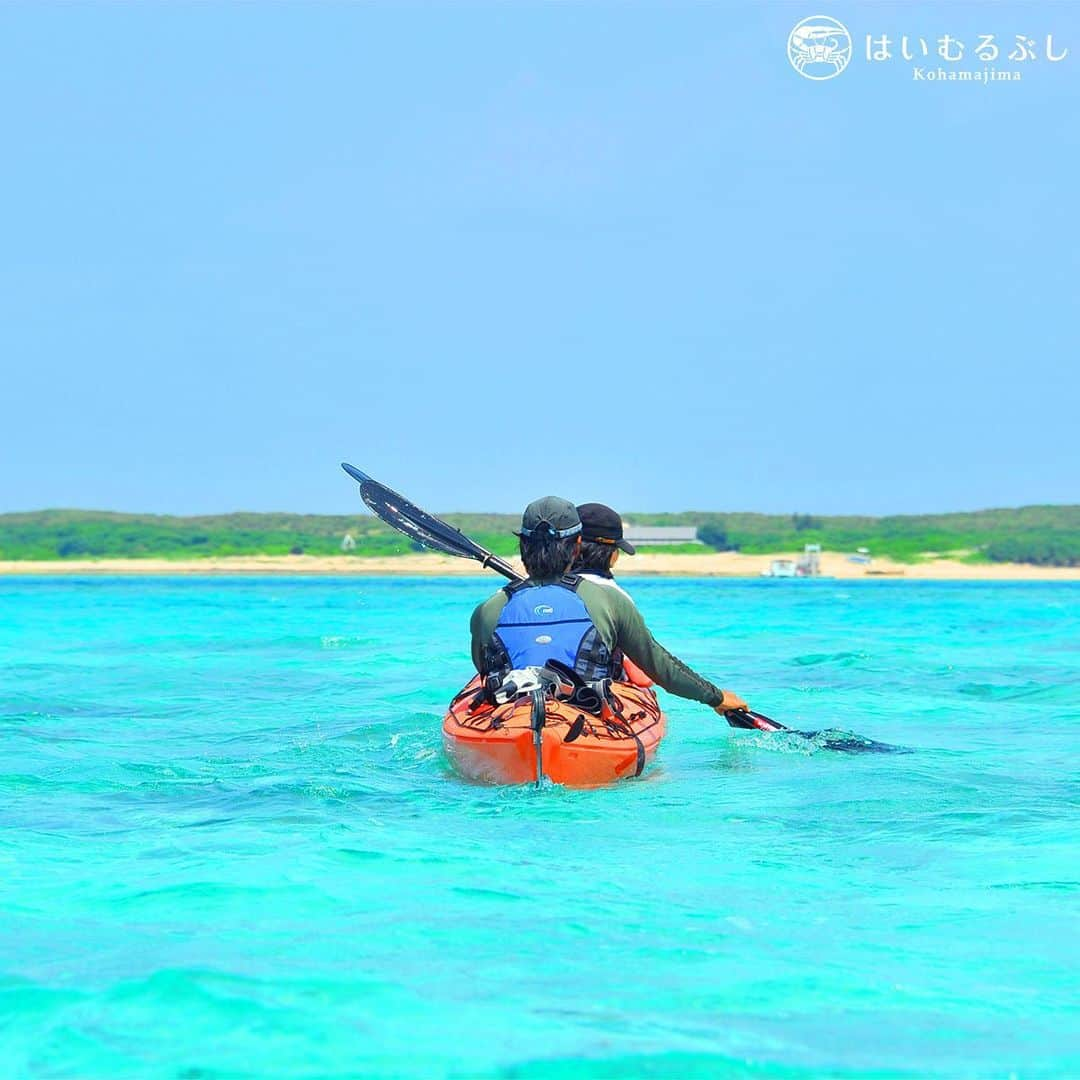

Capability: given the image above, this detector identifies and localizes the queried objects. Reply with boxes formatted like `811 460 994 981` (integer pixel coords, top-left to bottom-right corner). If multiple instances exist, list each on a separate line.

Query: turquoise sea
2 576 1077 1078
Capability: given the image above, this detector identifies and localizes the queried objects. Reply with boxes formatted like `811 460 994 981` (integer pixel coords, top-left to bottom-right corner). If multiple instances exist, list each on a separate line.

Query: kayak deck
443 677 666 787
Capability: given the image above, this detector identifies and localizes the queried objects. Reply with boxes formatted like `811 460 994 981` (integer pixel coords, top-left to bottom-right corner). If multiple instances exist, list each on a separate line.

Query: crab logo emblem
788 15 852 80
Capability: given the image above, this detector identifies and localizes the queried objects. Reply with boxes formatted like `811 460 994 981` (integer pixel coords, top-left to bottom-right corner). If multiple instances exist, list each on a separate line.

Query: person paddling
572 501 635 595
572 501 651 683
470 497 748 716
344 464 902 753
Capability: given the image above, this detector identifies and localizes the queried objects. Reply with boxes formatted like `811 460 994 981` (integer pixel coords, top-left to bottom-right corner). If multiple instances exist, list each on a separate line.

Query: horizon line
3 503 1077 520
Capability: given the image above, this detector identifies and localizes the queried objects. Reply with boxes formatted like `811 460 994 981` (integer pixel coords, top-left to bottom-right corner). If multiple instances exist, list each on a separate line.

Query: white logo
535 635 553 645
788 16 852 80
533 604 555 616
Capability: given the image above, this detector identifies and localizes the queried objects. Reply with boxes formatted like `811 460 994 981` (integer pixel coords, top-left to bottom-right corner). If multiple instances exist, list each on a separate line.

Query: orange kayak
442 676 666 787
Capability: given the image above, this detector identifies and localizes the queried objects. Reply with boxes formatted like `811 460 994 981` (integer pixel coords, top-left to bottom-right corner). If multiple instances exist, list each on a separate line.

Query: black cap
519 496 582 539
576 502 635 555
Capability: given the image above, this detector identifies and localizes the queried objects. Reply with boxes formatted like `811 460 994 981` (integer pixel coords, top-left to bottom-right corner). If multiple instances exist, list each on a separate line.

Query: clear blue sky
1 2 1077 516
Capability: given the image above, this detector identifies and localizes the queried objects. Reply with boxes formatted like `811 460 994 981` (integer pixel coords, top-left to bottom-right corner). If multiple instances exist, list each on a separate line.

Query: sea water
1 576 1077 1078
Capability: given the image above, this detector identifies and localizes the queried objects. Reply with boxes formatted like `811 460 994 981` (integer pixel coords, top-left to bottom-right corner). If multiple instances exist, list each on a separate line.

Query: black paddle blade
341 463 520 580
726 708 908 754
343 462 476 557
803 731 912 754
341 462 374 485
360 480 469 555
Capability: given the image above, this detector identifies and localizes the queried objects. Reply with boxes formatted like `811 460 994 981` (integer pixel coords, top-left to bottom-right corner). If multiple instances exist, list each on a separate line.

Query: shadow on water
793 729 912 754
723 727 913 757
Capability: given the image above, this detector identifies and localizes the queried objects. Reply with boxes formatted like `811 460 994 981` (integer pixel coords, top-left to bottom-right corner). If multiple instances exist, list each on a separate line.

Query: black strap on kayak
530 687 545 787
544 658 585 690
597 705 648 777
564 714 587 743
600 710 647 777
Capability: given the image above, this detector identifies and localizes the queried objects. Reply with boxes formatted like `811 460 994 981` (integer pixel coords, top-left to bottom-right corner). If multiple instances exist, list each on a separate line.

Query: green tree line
0 506 1076 566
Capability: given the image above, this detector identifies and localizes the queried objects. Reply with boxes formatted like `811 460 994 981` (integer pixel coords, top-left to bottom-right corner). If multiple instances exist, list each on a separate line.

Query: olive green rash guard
469 577 725 707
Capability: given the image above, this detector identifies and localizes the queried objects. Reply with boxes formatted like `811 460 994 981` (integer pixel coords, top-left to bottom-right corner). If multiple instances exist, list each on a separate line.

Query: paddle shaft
476 550 523 584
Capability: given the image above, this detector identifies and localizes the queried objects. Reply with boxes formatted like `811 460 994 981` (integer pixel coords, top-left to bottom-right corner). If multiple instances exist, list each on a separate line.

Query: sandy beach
1 551 1076 580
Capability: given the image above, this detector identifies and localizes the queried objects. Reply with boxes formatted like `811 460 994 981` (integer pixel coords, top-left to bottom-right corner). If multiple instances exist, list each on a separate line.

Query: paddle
342 462 519 579
725 707 907 753
341 463 906 755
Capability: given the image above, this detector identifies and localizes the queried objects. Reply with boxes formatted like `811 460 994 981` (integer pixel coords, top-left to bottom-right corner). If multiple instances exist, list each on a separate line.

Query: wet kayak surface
2 576 1078 1077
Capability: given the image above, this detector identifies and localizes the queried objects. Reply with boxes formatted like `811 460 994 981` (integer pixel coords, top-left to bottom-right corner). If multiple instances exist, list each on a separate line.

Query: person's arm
585 583 744 709
470 591 509 673
469 603 486 673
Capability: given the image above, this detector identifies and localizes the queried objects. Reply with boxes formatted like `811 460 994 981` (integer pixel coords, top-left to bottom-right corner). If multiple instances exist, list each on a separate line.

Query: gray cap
519 496 582 539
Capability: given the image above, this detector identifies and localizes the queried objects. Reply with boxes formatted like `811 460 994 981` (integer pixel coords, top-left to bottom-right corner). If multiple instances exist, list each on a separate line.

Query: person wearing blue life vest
469 496 748 715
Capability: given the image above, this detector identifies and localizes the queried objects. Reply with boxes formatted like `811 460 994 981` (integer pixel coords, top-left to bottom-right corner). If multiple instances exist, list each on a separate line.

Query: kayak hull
442 677 666 787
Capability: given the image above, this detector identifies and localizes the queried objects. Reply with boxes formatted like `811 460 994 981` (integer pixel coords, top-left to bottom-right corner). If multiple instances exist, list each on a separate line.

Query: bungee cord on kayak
341 463 905 781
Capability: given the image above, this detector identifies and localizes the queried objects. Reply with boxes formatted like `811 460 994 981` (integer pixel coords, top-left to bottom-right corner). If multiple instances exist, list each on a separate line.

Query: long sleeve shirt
469 576 724 707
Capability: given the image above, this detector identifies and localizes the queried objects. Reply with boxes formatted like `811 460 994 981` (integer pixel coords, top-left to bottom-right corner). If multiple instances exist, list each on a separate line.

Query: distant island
0 506 1077 568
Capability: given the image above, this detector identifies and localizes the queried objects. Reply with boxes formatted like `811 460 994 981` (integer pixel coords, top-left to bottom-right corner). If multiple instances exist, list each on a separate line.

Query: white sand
1 551 1076 580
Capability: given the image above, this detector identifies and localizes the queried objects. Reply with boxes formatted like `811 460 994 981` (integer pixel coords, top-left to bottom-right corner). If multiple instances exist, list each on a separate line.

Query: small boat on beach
762 544 823 578
761 558 798 578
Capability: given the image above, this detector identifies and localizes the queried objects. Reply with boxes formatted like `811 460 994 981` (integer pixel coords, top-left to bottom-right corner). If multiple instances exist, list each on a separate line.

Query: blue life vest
490 576 611 679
